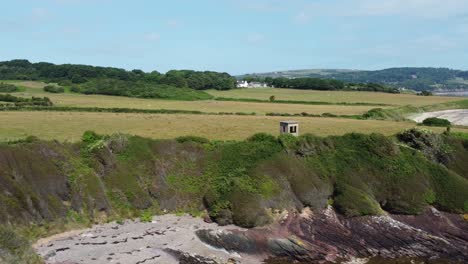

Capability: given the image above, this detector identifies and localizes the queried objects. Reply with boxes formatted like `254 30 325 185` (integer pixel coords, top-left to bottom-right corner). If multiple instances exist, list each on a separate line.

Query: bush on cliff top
422 117 451 127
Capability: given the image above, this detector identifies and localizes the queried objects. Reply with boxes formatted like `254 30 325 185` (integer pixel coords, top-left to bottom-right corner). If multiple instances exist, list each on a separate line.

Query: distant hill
240 67 468 91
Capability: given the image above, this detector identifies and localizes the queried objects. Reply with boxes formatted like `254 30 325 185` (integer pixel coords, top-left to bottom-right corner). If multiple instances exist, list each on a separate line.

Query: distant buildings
236 80 269 88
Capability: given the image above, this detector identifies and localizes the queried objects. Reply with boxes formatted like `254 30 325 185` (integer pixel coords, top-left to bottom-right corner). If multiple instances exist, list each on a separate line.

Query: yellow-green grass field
207 88 463 106
2 81 467 142
4 81 381 115
1 111 466 142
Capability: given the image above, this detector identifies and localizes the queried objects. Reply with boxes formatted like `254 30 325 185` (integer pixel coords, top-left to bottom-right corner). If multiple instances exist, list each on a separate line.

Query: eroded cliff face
197 206 468 263
0 131 467 263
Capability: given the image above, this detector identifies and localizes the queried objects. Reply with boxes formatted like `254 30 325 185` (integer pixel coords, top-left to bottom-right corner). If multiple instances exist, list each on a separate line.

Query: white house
236 80 269 88
237 80 249 88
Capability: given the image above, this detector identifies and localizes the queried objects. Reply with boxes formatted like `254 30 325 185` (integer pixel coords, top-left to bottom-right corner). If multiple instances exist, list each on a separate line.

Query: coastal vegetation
0 130 467 262
422 117 451 127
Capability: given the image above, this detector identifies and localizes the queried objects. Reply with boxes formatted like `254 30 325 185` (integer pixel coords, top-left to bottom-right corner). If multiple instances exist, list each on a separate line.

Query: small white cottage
280 121 299 136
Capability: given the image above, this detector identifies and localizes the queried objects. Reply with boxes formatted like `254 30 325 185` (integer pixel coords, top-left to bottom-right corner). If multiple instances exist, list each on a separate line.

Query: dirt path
34 214 261 264
410 109 468 126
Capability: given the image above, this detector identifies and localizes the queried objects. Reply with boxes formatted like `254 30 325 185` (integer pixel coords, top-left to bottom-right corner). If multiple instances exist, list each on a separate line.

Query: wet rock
196 229 257 253
198 208 468 263
164 248 219 264
267 237 308 258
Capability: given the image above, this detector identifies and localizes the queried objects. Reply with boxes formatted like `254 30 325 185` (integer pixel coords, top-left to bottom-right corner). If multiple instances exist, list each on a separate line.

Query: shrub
397 128 452 165
82 130 102 143
362 108 386 119
22 136 39 143
321 112 337 117
247 133 277 143
43 85 65 93
417 90 433 96
0 94 53 106
140 210 153 222
0 226 41 263
70 86 81 93
334 184 382 217
269 95 275 102
57 80 72 86
0 83 19 92
422 117 451 127
176 136 210 144
278 134 298 149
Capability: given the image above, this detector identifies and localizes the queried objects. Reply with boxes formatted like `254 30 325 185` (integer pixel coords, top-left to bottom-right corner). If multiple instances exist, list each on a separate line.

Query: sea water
434 91 468 97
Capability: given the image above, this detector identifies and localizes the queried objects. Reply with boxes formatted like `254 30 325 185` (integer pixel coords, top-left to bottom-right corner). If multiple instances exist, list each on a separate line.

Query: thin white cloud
230 0 296 12
358 34 461 57
167 19 183 28
32 8 50 20
54 0 82 3
62 26 81 34
456 24 468 35
144 32 160 41
410 35 458 51
247 33 265 44
293 11 311 24
304 0 468 19
54 0 110 4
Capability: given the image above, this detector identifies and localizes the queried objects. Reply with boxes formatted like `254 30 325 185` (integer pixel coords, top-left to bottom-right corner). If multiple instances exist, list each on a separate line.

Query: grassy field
1 111 467 142
1 81 467 142
4 81 381 115
207 88 463 106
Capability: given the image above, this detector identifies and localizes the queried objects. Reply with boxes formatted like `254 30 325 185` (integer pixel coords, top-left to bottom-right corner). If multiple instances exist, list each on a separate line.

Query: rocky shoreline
34 207 467 264
34 214 259 264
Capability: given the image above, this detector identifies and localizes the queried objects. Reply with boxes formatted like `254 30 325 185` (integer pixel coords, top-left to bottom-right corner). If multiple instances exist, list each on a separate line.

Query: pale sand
410 109 468 126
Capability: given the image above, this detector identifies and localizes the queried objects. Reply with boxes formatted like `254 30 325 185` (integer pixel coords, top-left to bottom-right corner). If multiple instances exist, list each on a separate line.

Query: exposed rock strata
35 208 467 264
197 207 468 263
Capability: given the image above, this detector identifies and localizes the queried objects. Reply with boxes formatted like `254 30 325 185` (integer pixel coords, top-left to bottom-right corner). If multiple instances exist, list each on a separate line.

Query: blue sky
1 0 468 74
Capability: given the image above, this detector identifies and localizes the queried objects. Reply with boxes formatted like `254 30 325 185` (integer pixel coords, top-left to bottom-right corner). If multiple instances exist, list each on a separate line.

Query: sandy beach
410 109 468 126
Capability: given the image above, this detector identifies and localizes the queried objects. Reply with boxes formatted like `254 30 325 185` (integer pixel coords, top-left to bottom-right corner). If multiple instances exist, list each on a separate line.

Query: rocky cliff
0 130 467 263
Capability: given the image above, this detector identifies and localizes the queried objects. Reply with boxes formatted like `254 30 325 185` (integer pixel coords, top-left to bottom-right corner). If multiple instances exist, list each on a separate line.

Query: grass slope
1 130 467 261
207 88 463 106
2 81 384 115
2 111 468 142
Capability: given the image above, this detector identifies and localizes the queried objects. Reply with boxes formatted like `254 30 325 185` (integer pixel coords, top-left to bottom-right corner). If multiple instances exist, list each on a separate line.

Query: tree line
1 59 401 93
0 94 53 106
245 76 400 93
0 60 237 90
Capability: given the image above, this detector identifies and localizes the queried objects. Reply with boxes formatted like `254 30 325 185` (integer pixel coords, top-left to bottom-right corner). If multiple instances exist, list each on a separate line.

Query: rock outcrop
197 207 468 263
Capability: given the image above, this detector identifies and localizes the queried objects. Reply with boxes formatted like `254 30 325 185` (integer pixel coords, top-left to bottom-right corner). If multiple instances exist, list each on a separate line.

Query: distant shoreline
410 109 468 126
434 91 468 97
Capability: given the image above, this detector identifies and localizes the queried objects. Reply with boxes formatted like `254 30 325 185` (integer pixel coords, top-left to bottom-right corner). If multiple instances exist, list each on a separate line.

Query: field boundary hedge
215 97 392 107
